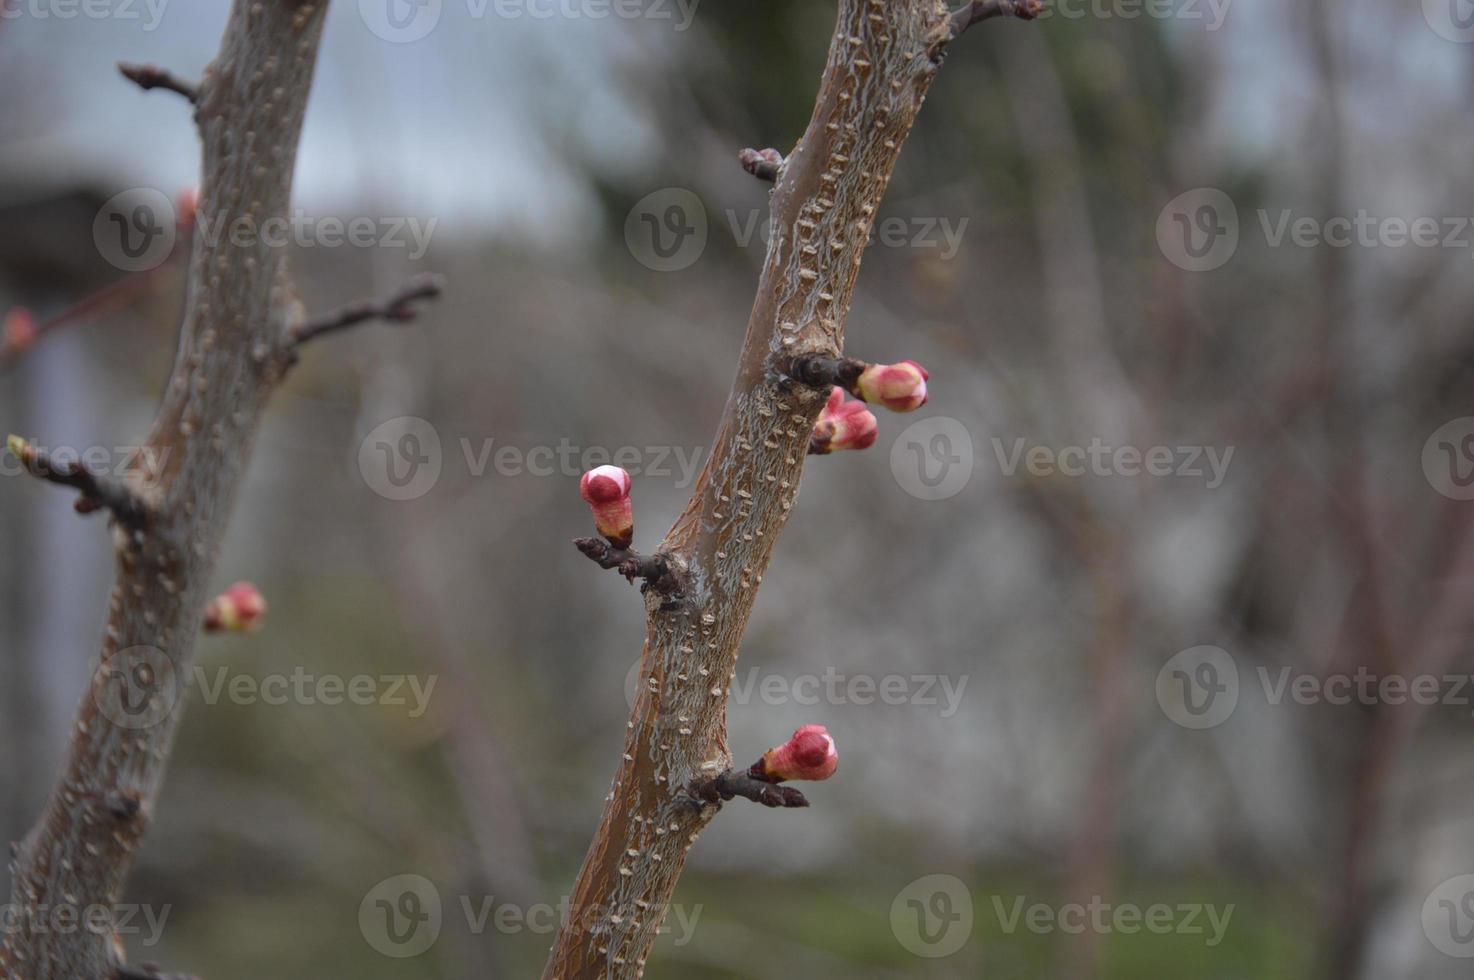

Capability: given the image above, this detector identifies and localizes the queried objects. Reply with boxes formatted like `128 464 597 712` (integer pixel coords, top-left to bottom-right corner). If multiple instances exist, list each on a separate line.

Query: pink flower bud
203 582 267 633
3 308 37 354
176 186 199 233
580 465 634 549
751 724 838 783
810 387 878 454
853 359 928 413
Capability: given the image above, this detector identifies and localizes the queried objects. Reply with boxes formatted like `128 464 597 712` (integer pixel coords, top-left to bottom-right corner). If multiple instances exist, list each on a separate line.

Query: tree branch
6 436 152 527
2 4 342 977
686 770 810 809
288 272 445 350
117 61 199 103
545 3 979 976
950 0 1042 35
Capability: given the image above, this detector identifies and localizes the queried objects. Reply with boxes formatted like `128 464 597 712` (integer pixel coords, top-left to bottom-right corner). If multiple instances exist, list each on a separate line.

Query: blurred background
3 0 1474 976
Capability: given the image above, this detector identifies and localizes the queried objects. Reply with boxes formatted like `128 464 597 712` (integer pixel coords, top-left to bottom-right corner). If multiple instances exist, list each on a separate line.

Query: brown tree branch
544 3 982 976
117 61 200 103
288 272 445 350
573 537 681 596
2 3 344 977
686 770 810 809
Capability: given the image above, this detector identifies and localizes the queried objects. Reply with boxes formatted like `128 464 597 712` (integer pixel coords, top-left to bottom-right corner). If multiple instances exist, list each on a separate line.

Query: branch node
574 538 681 596
7 436 153 528
686 769 810 810
289 273 445 352
738 147 784 183
117 62 199 103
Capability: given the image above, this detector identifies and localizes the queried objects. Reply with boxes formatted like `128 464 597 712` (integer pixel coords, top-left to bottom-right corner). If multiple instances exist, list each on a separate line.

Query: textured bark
2 2 330 977
544 2 958 976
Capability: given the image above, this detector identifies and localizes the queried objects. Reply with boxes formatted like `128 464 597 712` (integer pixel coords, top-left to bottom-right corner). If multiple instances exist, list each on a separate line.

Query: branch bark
1 3 350 977
545 2 977 975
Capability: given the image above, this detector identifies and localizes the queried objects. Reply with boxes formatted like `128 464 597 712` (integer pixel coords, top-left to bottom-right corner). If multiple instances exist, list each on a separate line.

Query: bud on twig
853 360 929 413
203 582 267 633
750 724 838 783
2 308 37 357
580 465 634 549
809 388 878 455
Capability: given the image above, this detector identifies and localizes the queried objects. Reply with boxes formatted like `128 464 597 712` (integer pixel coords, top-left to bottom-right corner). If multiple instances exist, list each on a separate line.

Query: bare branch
687 770 809 809
738 147 784 183
6 436 151 527
117 62 199 103
573 537 681 596
289 273 445 350
951 0 1042 35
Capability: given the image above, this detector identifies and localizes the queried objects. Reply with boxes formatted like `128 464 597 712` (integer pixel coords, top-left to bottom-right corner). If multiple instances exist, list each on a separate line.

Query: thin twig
951 0 1042 34
6 436 151 526
687 770 809 809
573 537 679 593
290 273 445 349
118 62 200 103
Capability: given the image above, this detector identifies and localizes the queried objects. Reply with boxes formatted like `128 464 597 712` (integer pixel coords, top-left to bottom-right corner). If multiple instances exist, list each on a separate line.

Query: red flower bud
580 465 634 549
176 186 199 234
751 724 838 783
203 582 267 633
3 308 37 355
853 359 928 412
810 387 878 454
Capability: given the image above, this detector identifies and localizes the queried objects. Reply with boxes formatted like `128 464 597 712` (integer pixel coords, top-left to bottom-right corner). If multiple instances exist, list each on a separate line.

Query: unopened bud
203 582 267 633
852 360 928 413
3 308 37 355
810 387 878 454
750 724 838 783
580 465 634 549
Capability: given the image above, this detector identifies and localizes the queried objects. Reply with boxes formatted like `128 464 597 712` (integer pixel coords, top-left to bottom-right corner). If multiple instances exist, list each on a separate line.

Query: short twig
687 769 809 809
289 273 445 349
738 147 784 183
573 537 678 594
780 353 866 390
6 436 151 526
117 62 200 103
951 0 1042 33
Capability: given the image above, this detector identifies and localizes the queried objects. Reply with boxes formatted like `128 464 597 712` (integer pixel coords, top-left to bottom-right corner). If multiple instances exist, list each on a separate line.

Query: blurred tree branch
1 2 441 977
